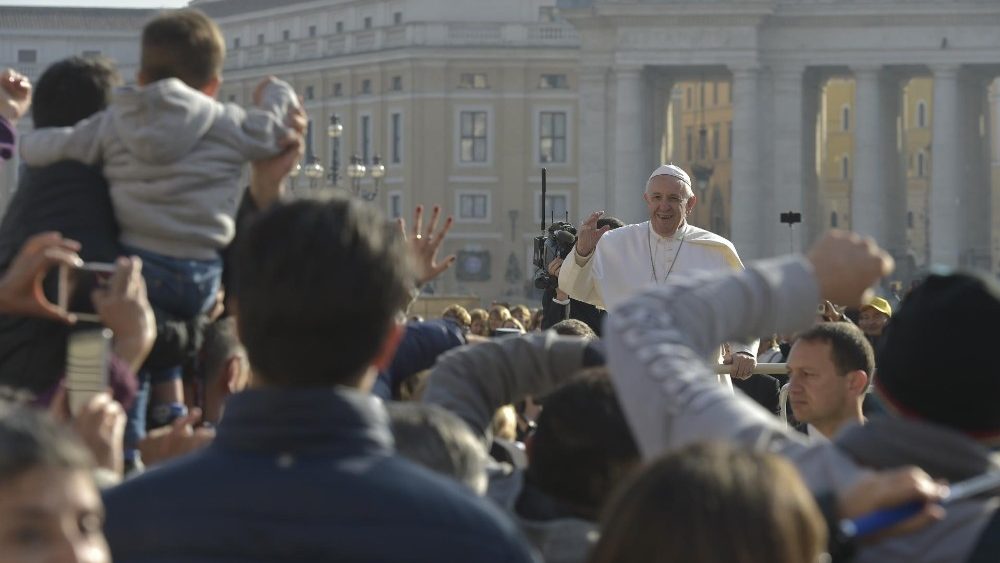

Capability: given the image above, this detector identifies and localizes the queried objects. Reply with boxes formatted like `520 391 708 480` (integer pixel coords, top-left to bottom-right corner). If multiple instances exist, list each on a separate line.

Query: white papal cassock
558 220 755 388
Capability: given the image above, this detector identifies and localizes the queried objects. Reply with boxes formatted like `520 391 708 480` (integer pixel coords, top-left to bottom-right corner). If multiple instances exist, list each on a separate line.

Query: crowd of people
0 7 997 563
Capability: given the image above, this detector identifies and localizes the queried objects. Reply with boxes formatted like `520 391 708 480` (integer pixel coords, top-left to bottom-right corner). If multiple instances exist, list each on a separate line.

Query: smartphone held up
57 262 115 322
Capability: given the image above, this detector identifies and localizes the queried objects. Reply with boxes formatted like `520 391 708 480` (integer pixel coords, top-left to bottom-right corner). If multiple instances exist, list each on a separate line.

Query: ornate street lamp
327 114 343 186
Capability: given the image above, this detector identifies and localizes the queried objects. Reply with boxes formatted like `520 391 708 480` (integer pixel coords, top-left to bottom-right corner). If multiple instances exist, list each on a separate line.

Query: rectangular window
538 74 568 89
712 123 720 159
335 21 344 33
459 111 488 163
361 115 372 163
282 29 290 41
539 111 567 163
698 128 707 160
304 86 314 101
394 12 403 25
459 73 488 89
391 112 402 164
389 192 403 220
540 194 568 223
17 49 36 64
364 16 373 29
686 87 691 109
459 193 489 220
685 127 693 162
727 122 733 157
309 25 317 38
333 82 343 97
233 37 241 49
257 33 265 45
391 75 402 91
712 82 719 106
361 79 372 95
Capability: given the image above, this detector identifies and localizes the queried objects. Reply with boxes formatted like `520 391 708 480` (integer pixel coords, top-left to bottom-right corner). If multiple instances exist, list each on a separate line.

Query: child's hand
252 75 282 107
0 69 32 122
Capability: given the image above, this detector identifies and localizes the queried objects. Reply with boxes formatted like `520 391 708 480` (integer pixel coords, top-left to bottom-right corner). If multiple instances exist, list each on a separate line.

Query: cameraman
541 216 623 336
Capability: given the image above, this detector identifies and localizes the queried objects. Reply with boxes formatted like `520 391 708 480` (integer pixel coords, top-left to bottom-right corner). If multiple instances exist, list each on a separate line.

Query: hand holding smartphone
57 262 115 323
65 328 111 417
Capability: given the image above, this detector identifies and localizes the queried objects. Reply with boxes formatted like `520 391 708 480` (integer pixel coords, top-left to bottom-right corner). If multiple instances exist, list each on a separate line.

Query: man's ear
686 194 698 213
372 322 405 371
847 370 869 396
221 356 247 393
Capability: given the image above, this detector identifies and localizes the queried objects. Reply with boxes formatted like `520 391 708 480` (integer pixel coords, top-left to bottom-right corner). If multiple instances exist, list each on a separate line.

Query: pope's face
644 176 696 237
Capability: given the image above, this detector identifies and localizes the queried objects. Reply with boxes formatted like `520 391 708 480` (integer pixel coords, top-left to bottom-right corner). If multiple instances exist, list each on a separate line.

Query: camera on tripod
532 221 577 290
532 168 577 291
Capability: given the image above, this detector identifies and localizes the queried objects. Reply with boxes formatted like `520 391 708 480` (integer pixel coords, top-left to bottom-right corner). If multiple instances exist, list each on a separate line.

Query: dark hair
141 8 224 89
795 322 874 390
596 216 625 230
588 442 826 563
32 56 121 128
550 318 596 339
526 368 638 518
235 197 411 387
0 403 94 481
388 403 487 493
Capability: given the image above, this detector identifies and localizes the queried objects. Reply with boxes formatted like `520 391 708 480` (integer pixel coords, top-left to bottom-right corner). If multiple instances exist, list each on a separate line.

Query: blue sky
0 1 189 7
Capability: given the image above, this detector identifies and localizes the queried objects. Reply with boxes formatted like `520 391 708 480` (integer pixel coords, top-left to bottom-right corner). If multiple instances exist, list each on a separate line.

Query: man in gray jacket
605 230 1000 563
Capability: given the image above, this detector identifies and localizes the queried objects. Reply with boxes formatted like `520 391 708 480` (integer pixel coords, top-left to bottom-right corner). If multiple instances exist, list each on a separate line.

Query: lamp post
327 114 343 186
294 119 324 196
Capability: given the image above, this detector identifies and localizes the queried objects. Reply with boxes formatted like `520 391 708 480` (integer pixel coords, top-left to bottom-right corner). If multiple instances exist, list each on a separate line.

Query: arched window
841 105 850 131
917 151 926 177
830 211 838 228
841 155 850 180
917 100 927 128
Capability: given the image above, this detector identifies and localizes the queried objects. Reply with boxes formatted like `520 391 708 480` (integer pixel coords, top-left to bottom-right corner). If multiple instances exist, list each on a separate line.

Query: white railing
223 22 579 70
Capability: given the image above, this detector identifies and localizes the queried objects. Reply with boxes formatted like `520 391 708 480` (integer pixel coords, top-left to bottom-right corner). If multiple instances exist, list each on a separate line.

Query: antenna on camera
540 168 547 232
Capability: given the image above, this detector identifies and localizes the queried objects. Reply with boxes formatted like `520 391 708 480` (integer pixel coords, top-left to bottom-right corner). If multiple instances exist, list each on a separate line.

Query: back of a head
235 197 410 388
32 56 121 128
550 318 597 340
388 403 488 495
441 304 471 328
876 271 1000 443
796 322 874 386
527 368 638 517
589 442 826 563
0 403 93 482
141 8 224 89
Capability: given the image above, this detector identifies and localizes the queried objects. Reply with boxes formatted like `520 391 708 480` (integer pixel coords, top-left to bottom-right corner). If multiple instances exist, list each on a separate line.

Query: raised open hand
397 205 457 286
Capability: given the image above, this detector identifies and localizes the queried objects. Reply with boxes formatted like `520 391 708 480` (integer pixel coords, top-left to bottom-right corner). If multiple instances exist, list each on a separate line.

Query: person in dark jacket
102 197 534 562
0 57 123 398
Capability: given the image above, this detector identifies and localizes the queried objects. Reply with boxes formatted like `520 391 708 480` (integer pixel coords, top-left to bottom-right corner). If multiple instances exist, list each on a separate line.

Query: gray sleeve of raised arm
605 256 821 460
422 332 589 442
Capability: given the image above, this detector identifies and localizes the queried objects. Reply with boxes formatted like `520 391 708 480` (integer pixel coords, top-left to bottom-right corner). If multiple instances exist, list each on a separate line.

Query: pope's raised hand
575 211 611 258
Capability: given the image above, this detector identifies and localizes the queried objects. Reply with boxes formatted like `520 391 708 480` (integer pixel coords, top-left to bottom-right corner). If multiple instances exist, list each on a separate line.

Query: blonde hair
492 405 518 442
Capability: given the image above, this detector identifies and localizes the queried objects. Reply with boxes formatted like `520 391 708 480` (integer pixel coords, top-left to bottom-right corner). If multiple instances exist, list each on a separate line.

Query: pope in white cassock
558 164 758 384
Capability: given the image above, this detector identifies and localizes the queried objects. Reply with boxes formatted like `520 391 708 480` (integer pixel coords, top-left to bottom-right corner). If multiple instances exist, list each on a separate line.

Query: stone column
929 64 961 267
730 65 763 259
879 72 908 266
771 65 806 254
578 65 610 218
851 65 884 243
613 65 646 223
801 70 823 248
958 70 991 269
